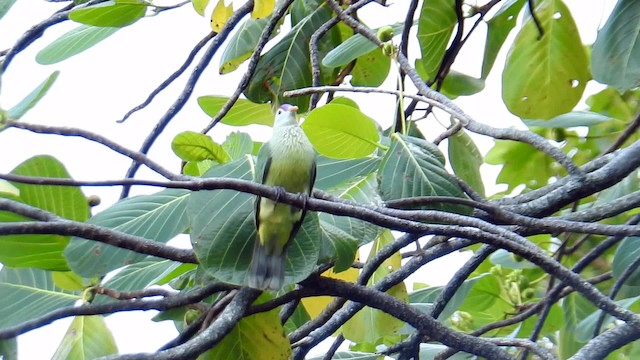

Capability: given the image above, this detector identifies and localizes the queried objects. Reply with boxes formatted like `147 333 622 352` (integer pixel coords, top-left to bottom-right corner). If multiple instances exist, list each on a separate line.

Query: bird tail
248 241 284 291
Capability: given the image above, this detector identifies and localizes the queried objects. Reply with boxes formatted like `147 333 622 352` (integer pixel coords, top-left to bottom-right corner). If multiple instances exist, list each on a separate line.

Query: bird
248 103 317 291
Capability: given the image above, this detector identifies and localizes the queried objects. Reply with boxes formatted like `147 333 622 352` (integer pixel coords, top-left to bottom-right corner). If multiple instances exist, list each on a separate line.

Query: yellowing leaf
301 265 359 319
252 0 274 19
210 0 233 32
192 0 210 16
200 294 291 359
341 230 408 345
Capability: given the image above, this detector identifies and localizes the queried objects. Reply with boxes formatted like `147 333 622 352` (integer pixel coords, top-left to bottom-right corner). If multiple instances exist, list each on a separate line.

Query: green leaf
191 0 209 16
183 159 216 177
416 0 456 81
315 155 380 190
440 71 485 99
587 87 640 122
613 236 640 286
10 155 88 222
222 132 254 160
0 338 17 360
36 25 120 65
244 4 335 112
447 129 485 196
198 96 274 126
318 173 382 270
69 0 146 27
559 293 593 358
458 274 512 327
379 134 469 214
485 137 555 191
7 71 59 119
0 180 19 198
489 249 536 269
0 267 80 331
0 0 16 21
523 111 613 128
301 103 380 159
481 0 526 79
591 0 640 91
171 131 230 163
52 271 85 291
51 315 118 360
322 22 405 68
502 0 589 119
574 296 640 343
94 259 182 303
65 188 190 277
409 274 489 321
350 47 391 87
417 344 472 360
283 302 311 333
0 156 88 270
188 157 321 287
219 17 270 74
342 230 407 345
200 294 290 359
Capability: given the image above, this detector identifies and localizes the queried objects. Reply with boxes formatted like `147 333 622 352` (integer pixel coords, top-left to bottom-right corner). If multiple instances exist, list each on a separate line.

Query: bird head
273 104 299 127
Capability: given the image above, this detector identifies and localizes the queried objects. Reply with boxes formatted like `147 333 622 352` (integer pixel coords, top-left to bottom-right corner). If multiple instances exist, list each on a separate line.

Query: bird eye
277 109 282 115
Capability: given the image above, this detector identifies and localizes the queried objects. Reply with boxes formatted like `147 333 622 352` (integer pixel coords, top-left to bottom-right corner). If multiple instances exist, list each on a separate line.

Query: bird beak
289 106 299 113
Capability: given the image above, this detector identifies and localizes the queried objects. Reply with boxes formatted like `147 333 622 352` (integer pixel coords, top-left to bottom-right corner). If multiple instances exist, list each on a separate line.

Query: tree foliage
1 0 639 359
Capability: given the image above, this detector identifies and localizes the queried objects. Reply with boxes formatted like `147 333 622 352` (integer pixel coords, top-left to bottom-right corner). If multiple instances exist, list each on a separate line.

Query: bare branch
0 281 233 339
120 0 256 198
5 120 182 181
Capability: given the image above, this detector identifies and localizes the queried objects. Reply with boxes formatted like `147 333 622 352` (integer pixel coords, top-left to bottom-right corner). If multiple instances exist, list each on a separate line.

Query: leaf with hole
502 0 589 119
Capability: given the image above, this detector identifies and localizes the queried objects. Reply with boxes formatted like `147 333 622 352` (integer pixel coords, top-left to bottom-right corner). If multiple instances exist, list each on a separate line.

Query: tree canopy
0 0 639 359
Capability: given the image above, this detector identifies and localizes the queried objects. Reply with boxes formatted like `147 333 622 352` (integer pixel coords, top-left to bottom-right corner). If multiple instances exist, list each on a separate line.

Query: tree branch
120 0 255 198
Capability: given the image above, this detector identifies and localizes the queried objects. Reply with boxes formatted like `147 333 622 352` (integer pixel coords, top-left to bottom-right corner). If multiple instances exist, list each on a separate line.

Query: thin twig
118 32 216 123
121 1 255 199
200 0 295 134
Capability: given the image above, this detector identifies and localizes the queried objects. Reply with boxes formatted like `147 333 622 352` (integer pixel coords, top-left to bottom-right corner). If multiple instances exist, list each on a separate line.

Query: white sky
0 0 615 358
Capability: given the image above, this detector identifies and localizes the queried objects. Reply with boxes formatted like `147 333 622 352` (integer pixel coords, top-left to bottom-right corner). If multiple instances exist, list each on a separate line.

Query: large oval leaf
171 131 230 163
0 267 80 331
322 22 405 68
69 0 146 28
502 0 589 119
36 26 120 65
0 156 88 270
416 0 456 81
481 0 526 79
613 236 640 286
244 4 334 112
64 188 190 277
200 294 290 359
301 103 380 159
379 134 469 214
198 96 273 126
350 47 390 87
52 315 118 360
447 129 485 196
219 17 270 74
315 155 380 190
7 71 60 119
188 157 321 287
591 0 640 92
318 173 382 271
342 230 407 344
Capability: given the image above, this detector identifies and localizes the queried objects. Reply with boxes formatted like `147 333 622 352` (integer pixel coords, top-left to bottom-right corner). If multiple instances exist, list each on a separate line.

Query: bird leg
297 192 310 211
273 186 287 204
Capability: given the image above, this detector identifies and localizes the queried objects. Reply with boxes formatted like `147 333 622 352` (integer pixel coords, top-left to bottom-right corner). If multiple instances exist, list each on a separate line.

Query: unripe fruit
377 25 394 42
